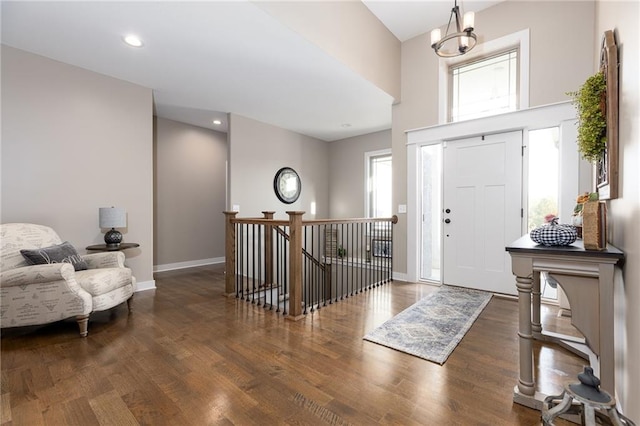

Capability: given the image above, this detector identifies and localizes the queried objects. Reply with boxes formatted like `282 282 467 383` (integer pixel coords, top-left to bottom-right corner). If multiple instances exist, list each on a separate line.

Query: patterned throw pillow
530 218 578 247
20 241 88 271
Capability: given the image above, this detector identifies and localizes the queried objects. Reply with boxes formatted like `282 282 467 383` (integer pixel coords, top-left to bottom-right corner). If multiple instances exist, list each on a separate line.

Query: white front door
442 131 522 295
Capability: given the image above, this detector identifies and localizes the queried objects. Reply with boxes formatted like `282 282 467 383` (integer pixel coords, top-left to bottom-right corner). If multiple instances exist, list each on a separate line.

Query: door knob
444 218 451 224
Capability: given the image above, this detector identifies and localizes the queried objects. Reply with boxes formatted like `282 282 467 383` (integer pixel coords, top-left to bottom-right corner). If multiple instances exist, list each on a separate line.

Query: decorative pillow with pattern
20 241 88 271
530 218 578 247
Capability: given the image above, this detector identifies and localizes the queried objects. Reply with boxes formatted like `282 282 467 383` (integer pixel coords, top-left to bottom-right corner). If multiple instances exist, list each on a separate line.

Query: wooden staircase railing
224 211 398 320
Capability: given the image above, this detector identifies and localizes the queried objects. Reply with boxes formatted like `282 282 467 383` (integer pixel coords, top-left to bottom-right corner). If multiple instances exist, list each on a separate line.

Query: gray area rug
363 285 492 365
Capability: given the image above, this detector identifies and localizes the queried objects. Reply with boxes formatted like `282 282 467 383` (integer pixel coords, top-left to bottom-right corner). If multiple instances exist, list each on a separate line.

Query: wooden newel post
223 211 238 296
262 211 275 287
287 211 305 320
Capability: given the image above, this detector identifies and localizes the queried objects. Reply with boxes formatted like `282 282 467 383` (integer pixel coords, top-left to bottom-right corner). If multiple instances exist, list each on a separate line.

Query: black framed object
273 167 301 204
372 239 392 258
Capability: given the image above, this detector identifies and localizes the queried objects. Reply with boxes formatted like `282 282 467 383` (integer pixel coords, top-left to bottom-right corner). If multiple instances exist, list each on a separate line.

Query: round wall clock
273 167 301 204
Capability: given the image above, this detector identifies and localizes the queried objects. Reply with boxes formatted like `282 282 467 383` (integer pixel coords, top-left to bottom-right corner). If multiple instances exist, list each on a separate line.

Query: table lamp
99 207 126 247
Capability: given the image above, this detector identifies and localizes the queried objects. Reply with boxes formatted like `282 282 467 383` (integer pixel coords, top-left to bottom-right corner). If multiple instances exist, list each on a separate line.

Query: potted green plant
567 71 607 162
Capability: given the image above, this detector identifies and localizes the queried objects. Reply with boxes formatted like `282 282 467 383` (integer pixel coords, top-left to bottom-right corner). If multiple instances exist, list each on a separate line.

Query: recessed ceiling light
213 120 222 125
123 35 144 48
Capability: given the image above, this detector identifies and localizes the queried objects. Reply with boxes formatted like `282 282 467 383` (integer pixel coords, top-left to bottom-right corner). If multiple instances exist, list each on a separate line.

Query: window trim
364 148 392 219
438 29 530 124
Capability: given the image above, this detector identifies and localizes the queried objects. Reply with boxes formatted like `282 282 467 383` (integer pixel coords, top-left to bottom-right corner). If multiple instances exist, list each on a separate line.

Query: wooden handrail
231 218 290 226
302 215 398 226
230 215 398 226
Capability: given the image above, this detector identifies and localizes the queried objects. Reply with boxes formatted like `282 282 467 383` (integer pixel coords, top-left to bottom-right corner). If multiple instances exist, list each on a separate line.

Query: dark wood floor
1 264 584 425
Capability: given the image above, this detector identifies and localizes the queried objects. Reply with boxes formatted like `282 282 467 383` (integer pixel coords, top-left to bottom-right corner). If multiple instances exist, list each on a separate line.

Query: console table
506 235 624 410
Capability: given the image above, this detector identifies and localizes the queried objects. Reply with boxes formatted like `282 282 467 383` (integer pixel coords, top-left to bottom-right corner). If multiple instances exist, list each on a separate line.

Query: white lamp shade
431 28 442 45
463 11 475 31
99 207 126 229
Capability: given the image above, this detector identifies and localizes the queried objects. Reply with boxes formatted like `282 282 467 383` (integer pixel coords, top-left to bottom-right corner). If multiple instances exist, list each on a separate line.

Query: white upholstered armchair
0 223 135 337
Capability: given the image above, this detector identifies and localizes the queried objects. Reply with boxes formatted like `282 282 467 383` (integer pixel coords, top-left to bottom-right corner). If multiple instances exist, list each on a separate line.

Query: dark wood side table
86 243 140 251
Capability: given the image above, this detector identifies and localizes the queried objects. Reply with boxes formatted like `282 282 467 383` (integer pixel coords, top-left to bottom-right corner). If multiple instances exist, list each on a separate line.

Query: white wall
227 113 330 220
154 118 227 270
596 1 640 419
1 46 154 286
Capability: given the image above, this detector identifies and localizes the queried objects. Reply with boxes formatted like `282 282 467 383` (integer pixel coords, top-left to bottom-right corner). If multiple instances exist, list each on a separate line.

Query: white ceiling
1 1 502 142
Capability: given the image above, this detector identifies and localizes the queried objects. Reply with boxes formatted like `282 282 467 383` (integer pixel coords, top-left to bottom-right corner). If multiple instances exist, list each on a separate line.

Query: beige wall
1 45 154 285
392 1 597 274
255 1 400 102
228 114 329 220
596 1 640 419
328 130 391 219
154 118 227 269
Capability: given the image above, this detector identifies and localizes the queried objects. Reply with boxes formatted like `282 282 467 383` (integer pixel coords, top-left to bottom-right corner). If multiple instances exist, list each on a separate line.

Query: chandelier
430 0 477 57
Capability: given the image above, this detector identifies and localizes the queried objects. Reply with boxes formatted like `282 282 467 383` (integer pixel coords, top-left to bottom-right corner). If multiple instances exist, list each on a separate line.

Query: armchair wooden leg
126 296 133 313
76 314 89 337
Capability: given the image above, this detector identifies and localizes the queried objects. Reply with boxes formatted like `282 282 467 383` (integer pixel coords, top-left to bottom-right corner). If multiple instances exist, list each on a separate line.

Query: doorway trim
405 101 584 284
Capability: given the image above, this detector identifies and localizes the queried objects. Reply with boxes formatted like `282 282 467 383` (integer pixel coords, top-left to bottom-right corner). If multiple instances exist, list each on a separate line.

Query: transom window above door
437 29 530 124
450 49 519 122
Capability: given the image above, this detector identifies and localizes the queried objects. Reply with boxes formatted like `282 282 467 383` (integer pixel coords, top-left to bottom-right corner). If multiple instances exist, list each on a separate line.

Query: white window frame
364 148 392 219
438 29 530 124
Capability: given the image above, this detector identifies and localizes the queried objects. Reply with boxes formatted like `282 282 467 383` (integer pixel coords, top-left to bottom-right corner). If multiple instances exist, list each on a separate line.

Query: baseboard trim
153 257 225 273
392 272 408 282
135 280 156 292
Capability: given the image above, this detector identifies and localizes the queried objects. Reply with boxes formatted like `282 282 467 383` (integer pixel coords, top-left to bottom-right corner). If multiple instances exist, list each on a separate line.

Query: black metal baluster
364 222 369 292
284 226 288 315
236 223 241 298
264 224 270 310
390 219 394 283
274 228 280 312
387 220 392 284
303 226 308 314
350 222 354 296
308 226 312 313
257 224 263 307
246 223 252 301
324 224 330 306
315 225 321 310
244 223 248 298
251 224 256 304
374 220 378 287
357 221 362 294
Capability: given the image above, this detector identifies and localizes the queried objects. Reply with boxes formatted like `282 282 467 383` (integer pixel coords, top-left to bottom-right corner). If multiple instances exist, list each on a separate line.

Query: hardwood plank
1 264 582 425
88 389 139 426
0 392 11 424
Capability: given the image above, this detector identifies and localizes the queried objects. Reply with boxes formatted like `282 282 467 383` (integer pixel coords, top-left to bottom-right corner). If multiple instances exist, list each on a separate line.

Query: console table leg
516 274 535 396
532 270 542 334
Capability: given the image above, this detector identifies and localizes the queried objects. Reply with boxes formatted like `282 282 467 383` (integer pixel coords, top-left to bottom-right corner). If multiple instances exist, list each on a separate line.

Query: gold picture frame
596 30 619 200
